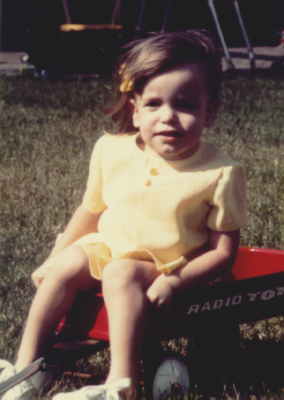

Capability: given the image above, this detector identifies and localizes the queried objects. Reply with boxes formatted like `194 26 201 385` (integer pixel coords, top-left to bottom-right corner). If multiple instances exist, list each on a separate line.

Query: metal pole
232 0 255 70
136 0 146 33
62 0 72 24
207 0 235 70
161 0 172 32
111 0 122 25
0 0 3 50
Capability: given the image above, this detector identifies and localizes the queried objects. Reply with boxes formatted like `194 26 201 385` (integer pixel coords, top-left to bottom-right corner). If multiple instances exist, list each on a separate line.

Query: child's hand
146 275 176 308
31 259 54 288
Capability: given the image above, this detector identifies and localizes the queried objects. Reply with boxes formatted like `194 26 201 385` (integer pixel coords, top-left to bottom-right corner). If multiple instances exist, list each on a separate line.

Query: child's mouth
156 131 182 137
156 131 182 141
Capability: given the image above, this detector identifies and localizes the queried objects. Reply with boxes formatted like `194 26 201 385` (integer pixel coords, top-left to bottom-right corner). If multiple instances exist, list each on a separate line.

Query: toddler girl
0 30 246 400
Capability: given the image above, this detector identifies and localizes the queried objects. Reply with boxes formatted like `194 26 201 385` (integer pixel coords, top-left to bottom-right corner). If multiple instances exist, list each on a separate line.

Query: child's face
132 64 210 161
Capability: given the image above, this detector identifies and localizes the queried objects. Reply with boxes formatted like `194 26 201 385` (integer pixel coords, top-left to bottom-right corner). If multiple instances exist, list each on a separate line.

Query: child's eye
176 100 198 110
144 99 161 108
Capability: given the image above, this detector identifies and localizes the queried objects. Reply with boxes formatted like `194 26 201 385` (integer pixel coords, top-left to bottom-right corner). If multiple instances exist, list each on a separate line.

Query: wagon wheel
143 349 191 400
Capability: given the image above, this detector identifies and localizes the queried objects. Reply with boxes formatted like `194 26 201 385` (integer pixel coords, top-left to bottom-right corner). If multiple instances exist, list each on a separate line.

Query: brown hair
109 30 222 132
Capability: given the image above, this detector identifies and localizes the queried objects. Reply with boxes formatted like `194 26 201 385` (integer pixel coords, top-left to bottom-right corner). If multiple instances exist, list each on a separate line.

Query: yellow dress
75 133 247 279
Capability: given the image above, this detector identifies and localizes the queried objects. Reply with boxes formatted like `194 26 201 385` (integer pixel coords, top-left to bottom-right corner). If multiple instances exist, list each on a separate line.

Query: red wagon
51 246 284 398
1 246 284 399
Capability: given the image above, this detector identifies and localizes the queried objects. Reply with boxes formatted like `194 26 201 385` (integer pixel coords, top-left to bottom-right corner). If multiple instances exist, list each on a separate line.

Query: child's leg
15 245 97 370
102 259 158 385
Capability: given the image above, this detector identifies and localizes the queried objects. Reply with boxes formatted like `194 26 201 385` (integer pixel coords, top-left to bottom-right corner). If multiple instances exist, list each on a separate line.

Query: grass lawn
0 71 283 399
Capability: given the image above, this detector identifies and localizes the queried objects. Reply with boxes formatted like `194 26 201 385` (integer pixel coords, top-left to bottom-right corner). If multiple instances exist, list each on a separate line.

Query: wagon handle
0 357 46 395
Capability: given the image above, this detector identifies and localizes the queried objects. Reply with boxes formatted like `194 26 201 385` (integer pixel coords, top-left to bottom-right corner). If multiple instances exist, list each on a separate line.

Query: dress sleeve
81 136 107 213
207 164 247 231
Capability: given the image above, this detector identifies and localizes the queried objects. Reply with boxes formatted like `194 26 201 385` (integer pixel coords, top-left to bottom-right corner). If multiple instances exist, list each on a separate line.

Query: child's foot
106 378 136 400
0 360 37 400
52 378 135 400
52 384 107 399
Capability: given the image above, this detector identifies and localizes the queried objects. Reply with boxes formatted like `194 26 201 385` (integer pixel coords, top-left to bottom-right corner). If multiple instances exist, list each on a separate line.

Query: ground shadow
190 337 284 396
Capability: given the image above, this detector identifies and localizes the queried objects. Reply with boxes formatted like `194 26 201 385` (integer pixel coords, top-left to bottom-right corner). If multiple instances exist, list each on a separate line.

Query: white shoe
52 378 135 400
0 360 37 400
52 384 107 399
106 378 135 400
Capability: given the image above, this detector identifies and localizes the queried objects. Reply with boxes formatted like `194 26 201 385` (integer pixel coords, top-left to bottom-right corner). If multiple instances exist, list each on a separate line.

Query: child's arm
49 205 102 257
146 229 240 307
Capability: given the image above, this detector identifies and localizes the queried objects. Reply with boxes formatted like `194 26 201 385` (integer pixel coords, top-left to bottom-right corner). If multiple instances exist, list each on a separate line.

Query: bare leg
102 259 158 385
15 246 97 370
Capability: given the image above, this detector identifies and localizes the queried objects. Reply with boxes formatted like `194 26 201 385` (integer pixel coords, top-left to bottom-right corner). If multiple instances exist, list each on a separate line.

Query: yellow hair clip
119 79 134 93
118 63 134 93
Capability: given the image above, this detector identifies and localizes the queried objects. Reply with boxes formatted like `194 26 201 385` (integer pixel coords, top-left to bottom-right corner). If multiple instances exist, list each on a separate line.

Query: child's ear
130 98 140 129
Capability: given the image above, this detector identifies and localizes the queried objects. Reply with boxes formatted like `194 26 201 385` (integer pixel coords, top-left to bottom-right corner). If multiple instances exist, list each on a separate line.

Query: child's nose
160 105 175 122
